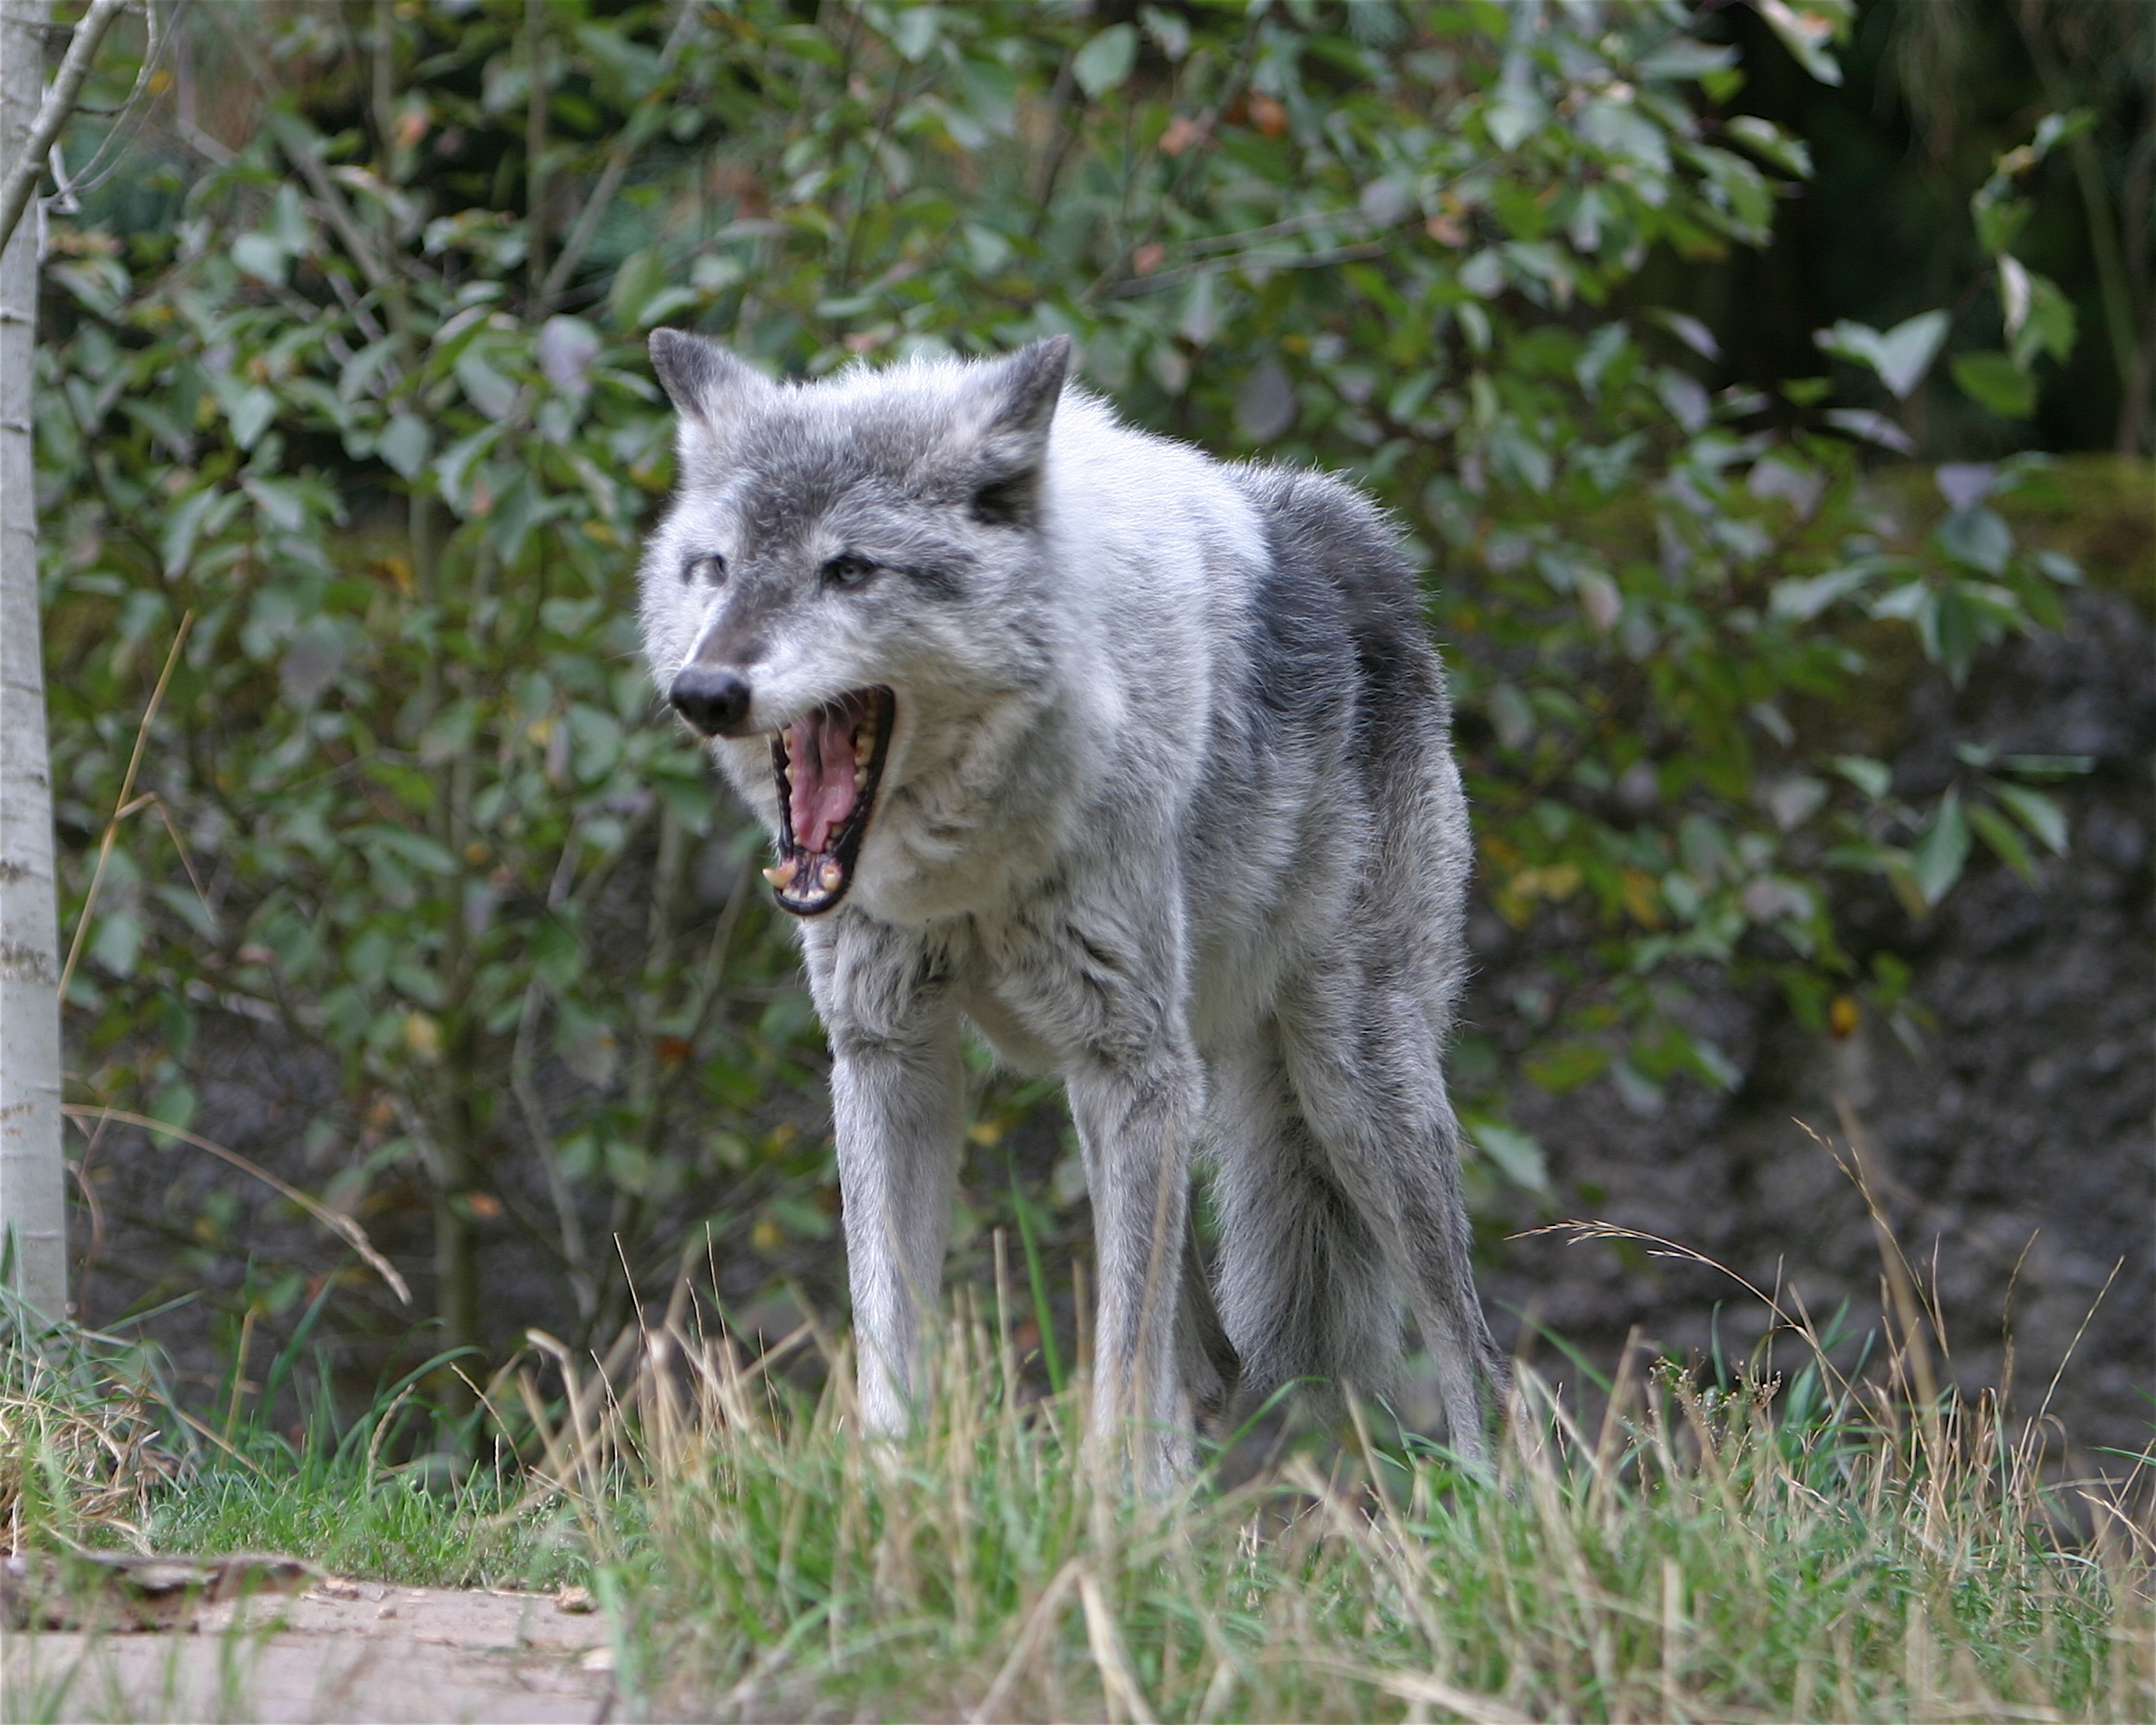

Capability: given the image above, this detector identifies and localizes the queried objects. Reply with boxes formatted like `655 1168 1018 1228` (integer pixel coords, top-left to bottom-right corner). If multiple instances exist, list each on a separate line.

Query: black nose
670 665 752 737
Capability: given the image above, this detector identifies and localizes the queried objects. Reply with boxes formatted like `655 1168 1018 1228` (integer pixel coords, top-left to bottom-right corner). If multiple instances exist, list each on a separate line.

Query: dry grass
0 1317 169 1556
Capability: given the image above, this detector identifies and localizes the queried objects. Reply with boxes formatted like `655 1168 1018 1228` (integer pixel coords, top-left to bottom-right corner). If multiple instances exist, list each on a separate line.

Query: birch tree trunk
0 0 67 1322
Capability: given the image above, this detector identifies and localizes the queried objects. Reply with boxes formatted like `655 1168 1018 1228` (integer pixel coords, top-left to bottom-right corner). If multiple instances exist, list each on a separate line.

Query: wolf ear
959 335 1071 524
651 330 772 478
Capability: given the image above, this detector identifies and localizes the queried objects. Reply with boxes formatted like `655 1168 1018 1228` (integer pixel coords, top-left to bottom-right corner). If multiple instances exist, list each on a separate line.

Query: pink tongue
788 708 859 855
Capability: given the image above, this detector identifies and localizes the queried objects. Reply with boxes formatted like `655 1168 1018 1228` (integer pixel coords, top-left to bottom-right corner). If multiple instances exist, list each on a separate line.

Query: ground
5 1577 612 1724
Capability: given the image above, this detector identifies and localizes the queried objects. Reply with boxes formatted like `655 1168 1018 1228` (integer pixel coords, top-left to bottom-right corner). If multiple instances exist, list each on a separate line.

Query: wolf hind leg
1209 1024 1404 1416
1280 981 1507 1469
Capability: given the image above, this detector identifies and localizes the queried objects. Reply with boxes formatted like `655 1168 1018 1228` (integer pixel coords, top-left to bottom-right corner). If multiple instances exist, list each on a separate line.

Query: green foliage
1824 105 2092 431
38 1 2079 1356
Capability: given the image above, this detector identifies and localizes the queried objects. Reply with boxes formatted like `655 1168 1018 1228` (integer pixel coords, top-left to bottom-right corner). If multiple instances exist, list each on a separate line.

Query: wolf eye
822 553 876 588
681 553 726 586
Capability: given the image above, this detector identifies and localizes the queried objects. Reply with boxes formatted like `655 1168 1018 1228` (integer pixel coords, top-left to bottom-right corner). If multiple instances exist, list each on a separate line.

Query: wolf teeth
818 859 843 891
764 858 797 888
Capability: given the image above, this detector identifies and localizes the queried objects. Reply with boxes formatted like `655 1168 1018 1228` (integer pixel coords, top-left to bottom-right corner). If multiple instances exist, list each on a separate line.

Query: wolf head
639 331 1073 915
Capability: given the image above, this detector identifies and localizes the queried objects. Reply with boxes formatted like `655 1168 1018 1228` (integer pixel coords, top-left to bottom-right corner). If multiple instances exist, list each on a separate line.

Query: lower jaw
765 688 895 916
766 843 859 915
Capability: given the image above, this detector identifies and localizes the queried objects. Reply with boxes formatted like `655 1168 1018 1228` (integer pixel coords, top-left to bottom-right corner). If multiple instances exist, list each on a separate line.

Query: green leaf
1912 788 1970 906
2000 753 2092 780
1971 191 2030 256
1463 1116 1550 1194
1684 1033 1743 1092
147 1084 200 1146
1722 114 1810 177
1637 39 1739 80
1917 588 1983 685
160 487 238 579
232 233 288 284
1754 0 1851 86
90 910 144 978
2030 109 2098 160
886 5 942 62
2011 273 2077 368
227 386 278 451
1522 1041 1608 1094
1815 311 1947 400
1933 507 2013 576
607 247 669 331
1833 754 1893 798
454 350 519 421
1771 564 1872 621
1822 408 1913 453
1965 801 2036 881
1994 783 2068 854
1951 351 2035 418
378 413 432 480
1140 6 1191 61
1072 24 1139 99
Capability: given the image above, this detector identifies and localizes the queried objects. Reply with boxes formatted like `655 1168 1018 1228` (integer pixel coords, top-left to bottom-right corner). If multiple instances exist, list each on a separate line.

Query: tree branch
540 0 698 305
0 0 126 255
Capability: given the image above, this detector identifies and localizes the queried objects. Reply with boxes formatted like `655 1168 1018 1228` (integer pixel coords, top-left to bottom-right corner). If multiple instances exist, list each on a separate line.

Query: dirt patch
3 1579 613 1724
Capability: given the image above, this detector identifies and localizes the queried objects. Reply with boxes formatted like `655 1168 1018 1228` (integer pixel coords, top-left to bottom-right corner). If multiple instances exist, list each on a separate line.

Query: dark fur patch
970 471 1040 526
1233 470 1443 806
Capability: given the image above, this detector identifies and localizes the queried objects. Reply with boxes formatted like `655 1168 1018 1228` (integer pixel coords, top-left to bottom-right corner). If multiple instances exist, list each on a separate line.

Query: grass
516 1283 2152 1722
1 1302 581 1596
6 1221 2151 1722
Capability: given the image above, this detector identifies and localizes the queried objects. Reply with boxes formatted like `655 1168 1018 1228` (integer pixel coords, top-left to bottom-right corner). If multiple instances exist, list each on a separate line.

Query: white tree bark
0 0 66 1321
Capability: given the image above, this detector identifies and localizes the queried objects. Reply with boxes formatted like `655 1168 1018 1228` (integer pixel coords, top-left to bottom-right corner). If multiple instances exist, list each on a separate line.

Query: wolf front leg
812 927 966 1438
1065 1047 1204 1490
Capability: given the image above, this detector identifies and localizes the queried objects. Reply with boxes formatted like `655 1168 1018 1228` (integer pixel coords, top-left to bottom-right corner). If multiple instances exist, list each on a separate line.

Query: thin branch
0 0 127 254
62 1105 412 1304
42 0 169 204
524 0 549 303
265 112 390 291
1080 9 1266 302
541 0 698 303
1100 237 1391 299
58 611 192 1000
204 9 390 290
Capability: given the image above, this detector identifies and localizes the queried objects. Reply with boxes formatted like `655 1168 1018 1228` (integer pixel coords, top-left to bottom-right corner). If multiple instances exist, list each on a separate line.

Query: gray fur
638 331 1507 1483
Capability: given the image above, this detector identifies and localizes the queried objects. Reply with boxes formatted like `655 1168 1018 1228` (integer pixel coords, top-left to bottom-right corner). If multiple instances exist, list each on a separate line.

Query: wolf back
639 331 1506 1480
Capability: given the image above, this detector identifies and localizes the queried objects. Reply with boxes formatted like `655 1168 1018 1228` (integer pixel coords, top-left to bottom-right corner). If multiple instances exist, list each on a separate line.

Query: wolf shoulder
1037 389 1437 703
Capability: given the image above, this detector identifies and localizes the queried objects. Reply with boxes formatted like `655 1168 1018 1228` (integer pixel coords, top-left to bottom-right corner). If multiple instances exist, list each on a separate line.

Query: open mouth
763 687 894 916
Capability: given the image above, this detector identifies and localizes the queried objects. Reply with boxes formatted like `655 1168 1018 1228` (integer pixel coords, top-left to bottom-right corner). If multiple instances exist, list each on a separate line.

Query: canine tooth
763 859 797 888
818 859 843 891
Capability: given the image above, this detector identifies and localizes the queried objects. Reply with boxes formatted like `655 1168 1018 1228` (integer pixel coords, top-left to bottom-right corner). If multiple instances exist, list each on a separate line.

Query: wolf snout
670 665 753 737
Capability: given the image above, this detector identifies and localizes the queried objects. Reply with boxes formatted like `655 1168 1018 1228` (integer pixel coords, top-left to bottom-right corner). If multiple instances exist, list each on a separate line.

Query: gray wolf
639 330 1506 1481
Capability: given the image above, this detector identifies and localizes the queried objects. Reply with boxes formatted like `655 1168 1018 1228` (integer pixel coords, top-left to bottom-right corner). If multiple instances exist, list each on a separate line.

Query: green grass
145 1466 583 1593
0 1306 582 1596
7 1250 2150 1722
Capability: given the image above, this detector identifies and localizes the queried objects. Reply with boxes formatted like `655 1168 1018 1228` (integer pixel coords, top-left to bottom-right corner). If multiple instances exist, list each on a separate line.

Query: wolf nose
670 665 752 737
